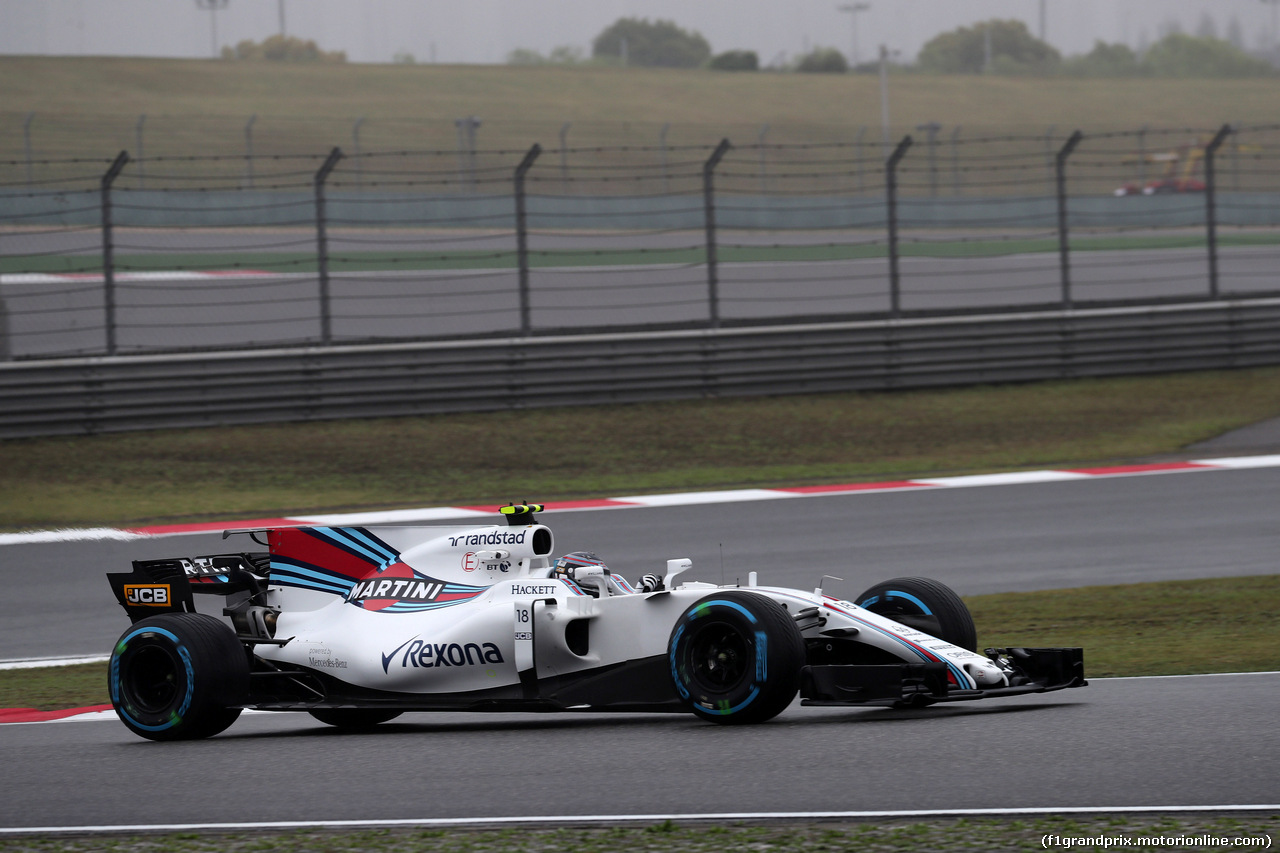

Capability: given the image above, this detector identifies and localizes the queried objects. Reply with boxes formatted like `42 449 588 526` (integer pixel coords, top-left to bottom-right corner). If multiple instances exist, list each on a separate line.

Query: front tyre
855 577 977 651
109 613 248 741
668 591 805 725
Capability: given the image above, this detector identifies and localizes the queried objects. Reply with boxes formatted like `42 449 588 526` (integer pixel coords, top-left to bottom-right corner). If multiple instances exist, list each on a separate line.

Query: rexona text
381 639 505 673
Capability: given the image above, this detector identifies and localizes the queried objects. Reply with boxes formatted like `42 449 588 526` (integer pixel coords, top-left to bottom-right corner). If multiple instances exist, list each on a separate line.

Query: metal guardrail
1 297 1278 438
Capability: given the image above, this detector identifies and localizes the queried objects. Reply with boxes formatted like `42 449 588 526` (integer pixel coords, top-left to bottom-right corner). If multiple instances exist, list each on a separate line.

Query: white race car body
105 505 1083 739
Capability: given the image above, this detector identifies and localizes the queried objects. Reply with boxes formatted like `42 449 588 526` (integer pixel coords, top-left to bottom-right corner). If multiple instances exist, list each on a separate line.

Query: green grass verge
1 816 1278 853
3 57 1277 151
6 575 1275 712
6 233 1280 275
0 663 107 712
3 368 1279 531
971 575 1280 678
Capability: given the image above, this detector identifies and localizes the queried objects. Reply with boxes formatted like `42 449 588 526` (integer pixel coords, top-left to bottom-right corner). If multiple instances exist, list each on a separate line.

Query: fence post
514 143 542 336
659 123 671 194
757 123 769 194
135 114 146 190
244 114 256 188
1137 124 1149 189
314 147 344 346
455 116 481 191
703 138 732 329
1043 125 1056 195
885 135 913 318
855 125 868 193
101 151 130 356
1204 123 1232 301
916 122 940 197
950 125 962 196
351 117 365 190
1055 130 1084 309
23 112 34 189
559 123 570 194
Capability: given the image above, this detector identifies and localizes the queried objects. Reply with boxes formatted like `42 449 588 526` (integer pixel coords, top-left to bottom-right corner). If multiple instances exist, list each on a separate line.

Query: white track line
3 805 1277 836
0 528 145 546
0 655 110 671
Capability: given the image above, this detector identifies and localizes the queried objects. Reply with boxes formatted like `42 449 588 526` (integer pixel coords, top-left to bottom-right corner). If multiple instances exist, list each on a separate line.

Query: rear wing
106 553 269 624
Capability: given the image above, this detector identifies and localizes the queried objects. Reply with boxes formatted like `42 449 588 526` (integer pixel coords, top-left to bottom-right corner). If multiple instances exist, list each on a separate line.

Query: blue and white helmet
553 551 608 591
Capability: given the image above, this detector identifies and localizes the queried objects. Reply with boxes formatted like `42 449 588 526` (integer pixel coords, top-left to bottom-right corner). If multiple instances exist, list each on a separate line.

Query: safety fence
2 123 1280 360
2 297 1278 438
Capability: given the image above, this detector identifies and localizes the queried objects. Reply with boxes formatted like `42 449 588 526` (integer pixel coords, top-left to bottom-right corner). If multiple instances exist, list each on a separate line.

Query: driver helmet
552 551 608 594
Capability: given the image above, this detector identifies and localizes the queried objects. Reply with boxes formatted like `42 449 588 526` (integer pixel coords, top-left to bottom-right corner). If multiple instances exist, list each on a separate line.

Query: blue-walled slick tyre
855 577 977 651
108 613 248 741
668 591 805 725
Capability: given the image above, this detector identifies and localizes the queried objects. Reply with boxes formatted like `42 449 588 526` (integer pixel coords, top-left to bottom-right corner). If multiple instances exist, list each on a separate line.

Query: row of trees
917 20 1275 78
221 35 346 63
508 18 1277 78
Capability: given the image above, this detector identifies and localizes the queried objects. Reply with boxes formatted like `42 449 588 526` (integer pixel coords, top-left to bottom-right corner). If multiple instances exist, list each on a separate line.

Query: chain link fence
2 121 1279 359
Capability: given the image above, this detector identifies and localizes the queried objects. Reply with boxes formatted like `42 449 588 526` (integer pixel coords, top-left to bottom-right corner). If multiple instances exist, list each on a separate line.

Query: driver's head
552 551 608 595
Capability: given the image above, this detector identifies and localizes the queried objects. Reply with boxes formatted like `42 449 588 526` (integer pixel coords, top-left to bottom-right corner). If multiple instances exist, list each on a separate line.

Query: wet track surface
2 463 1277 829
1 673 1276 829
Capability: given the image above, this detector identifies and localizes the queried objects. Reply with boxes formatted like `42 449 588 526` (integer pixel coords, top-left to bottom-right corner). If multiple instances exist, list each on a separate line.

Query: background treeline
504 17 1278 79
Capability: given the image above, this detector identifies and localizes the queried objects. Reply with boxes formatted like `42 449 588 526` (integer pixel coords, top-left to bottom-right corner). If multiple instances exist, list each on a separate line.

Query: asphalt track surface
4 246 1278 356
3 464 1278 661
2 464 1278 830
1 672 1277 831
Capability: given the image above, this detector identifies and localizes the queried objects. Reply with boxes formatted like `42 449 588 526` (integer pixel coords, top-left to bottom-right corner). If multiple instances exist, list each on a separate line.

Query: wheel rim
685 620 751 693
122 645 183 714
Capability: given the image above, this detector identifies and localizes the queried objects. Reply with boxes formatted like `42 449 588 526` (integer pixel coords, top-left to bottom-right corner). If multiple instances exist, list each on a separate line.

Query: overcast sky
2 0 1278 66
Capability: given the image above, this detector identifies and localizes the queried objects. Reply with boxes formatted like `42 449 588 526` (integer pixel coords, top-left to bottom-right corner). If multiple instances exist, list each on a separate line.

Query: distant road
4 245 1278 357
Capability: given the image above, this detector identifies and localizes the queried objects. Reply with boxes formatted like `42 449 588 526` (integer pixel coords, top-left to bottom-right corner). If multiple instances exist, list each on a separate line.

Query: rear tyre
108 613 248 741
668 591 805 725
308 709 403 729
855 577 977 651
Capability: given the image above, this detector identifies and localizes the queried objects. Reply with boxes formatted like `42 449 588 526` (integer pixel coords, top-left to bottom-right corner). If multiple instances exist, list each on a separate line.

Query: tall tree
1142 32 1273 77
1195 13 1219 40
591 18 711 68
917 20 1060 74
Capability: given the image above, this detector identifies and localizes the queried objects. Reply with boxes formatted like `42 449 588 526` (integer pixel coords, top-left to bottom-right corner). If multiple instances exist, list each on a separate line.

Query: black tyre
855 577 977 651
108 613 249 741
668 591 805 725
308 709 403 729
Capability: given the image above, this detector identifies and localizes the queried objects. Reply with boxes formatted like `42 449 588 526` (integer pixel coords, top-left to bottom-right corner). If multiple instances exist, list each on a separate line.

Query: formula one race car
105 504 1085 740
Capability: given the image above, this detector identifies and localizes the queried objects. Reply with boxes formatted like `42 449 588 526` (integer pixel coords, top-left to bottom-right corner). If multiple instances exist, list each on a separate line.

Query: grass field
3 367 1280 531
3 56 1278 162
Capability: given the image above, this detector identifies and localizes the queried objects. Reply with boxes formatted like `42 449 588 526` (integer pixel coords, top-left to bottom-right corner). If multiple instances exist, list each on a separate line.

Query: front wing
800 647 1086 707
